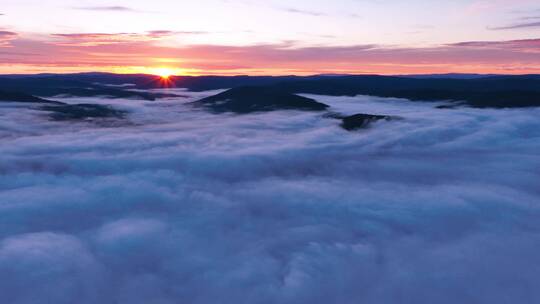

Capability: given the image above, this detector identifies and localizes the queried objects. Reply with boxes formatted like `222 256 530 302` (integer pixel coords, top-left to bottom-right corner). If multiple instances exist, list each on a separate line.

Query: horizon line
0 71 538 77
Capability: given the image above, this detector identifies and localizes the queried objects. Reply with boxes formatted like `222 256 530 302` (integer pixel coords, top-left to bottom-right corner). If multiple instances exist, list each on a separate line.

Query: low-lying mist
1 90 539 304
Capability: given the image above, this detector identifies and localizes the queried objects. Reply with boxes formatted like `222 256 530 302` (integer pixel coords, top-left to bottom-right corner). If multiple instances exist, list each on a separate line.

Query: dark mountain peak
193 86 329 114
340 113 395 131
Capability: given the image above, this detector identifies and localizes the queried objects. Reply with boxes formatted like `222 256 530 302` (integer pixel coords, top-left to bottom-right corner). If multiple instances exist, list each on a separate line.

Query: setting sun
152 68 175 79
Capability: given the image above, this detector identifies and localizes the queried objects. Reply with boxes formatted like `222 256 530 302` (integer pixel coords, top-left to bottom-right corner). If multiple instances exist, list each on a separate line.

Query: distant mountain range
1 72 540 109
397 73 501 79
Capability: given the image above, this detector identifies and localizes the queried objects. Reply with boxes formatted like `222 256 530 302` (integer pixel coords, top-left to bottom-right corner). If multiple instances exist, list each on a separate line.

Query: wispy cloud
72 6 139 12
51 32 144 46
490 21 540 30
520 16 540 20
147 30 209 37
0 31 17 37
450 38 540 49
280 7 326 17
50 31 206 46
0 30 17 47
490 9 540 30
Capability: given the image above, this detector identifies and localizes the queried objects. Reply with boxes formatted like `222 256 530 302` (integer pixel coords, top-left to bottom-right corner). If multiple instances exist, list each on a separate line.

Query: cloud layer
0 92 540 303
1 29 540 74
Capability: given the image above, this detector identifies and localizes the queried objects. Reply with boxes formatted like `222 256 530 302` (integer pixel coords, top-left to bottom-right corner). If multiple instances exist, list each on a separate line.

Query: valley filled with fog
1 91 540 304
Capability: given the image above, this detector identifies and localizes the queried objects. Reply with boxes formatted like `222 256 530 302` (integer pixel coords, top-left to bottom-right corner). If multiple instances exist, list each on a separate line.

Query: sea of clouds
0 90 539 304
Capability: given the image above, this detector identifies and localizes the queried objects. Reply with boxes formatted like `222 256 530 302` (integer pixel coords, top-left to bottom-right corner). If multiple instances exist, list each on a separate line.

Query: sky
0 0 540 75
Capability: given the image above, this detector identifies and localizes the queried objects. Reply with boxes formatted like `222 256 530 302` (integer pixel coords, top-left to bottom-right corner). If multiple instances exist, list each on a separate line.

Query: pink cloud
48 31 208 47
450 38 540 50
1 33 540 75
50 32 166 46
0 30 18 47
147 30 208 37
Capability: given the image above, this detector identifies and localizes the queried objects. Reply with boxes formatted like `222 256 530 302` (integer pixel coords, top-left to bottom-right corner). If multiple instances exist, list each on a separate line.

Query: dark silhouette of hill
194 86 329 113
1 73 540 108
398 73 499 79
57 73 540 108
189 74 540 109
169 75 304 91
0 90 60 103
0 89 126 121
266 75 540 108
0 75 180 100
41 104 126 121
325 112 396 131
0 73 305 91
340 113 395 131
0 73 322 93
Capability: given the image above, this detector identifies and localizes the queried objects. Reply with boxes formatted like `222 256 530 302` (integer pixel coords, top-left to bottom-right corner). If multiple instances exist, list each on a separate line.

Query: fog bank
1 91 539 304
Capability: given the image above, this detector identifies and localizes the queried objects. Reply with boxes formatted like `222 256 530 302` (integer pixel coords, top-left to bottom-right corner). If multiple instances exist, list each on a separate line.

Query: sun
152 67 175 79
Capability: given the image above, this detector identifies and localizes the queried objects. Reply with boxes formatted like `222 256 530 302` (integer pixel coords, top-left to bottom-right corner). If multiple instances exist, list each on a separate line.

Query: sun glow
152 67 175 79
